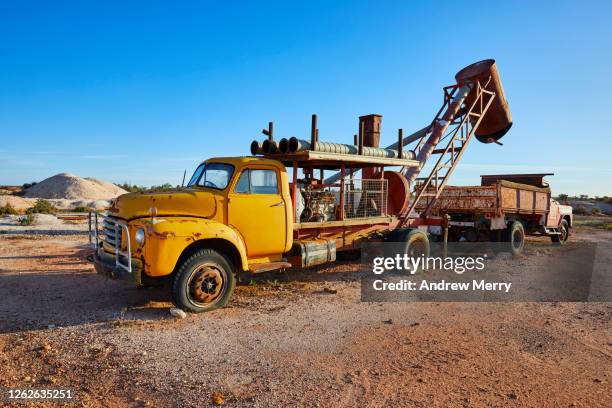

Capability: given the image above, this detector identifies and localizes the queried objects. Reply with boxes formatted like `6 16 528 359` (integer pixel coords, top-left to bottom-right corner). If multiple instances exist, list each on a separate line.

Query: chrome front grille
89 212 132 273
103 217 120 248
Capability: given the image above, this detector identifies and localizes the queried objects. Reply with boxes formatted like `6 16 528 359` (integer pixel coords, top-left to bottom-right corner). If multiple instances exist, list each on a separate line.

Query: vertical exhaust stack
455 59 512 143
360 114 383 179
359 114 382 148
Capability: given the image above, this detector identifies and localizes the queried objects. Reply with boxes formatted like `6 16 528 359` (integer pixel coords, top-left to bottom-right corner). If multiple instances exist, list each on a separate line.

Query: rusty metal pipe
358 121 364 155
278 138 290 153
311 114 318 151
398 129 403 158
262 138 279 154
250 140 264 155
268 121 274 141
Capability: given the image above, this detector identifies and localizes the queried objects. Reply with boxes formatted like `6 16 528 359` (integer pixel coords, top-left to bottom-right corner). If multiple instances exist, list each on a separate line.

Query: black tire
172 249 236 313
551 219 569 245
505 221 525 255
400 229 430 274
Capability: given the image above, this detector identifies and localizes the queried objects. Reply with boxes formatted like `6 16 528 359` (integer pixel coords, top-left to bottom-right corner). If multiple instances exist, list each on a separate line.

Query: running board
248 261 292 273
544 227 560 235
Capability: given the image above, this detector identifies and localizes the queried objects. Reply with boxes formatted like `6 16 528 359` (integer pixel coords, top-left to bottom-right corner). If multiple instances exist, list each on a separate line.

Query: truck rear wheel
551 219 569 245
401 229 430 274
505 221 525 255
172 249 236 313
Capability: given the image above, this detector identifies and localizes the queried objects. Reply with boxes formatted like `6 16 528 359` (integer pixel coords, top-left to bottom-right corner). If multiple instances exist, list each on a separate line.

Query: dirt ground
0 226 610 407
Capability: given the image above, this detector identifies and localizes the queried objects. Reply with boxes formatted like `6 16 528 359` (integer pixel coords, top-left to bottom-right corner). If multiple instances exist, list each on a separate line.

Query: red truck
415 173 573 254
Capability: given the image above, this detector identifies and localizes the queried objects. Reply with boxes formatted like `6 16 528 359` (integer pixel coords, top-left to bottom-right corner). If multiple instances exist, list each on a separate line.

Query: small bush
22 181 37 189
73 206 93 213
26 199 57 214
591 207 602 215
0 203 18 216
18 214 34 226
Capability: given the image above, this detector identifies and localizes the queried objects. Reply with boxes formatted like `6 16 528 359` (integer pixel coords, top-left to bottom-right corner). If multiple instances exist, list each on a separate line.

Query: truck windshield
187 163 234 190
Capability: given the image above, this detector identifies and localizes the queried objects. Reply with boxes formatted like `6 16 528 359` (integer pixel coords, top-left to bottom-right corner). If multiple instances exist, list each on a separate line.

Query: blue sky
1 1 611 195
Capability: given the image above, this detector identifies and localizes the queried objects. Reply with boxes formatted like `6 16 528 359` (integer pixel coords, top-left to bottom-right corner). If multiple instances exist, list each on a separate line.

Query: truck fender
146 218 249 273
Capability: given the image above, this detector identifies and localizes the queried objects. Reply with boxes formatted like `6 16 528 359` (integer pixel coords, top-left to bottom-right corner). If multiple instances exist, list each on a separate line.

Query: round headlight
135 228 146 245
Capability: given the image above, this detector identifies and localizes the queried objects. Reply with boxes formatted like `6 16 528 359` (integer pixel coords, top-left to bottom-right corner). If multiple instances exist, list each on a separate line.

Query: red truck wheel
505 221 525 255
551 219 569 245
172 249 236 313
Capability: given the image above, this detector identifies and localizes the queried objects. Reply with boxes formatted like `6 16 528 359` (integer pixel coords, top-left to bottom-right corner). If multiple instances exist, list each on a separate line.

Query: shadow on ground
0 267 173 334
0 244 364 334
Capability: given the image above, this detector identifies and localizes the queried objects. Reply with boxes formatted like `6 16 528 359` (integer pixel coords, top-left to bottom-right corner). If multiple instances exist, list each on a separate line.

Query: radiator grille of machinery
343 179 388 219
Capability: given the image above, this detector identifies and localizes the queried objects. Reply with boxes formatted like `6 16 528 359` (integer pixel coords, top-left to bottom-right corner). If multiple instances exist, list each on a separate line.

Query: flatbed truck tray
416 179 551 217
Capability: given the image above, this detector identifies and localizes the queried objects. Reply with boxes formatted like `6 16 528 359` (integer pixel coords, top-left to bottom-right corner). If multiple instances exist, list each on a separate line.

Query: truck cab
93 157 293 312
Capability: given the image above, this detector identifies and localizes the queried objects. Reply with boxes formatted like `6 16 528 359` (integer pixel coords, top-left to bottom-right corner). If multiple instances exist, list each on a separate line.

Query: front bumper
94 248 144 285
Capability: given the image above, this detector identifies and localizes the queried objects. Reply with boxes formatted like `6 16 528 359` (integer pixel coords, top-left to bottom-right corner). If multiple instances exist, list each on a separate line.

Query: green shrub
0 203 18 216
591 207 602 215
18 214 34 226
73 206 93 213
22 181 37 189
26 199 57 214
116 182 146 193
116 182 176 193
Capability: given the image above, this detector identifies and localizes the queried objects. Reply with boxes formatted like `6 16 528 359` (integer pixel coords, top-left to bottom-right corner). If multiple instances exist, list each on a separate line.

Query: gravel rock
169 308 187 319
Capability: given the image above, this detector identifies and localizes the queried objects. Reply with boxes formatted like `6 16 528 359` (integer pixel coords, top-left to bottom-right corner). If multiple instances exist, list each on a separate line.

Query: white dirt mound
0 195 35 211
23 173 127 200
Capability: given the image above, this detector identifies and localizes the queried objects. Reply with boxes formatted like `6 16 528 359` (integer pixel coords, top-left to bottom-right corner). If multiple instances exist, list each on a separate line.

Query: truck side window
234 171 250 193
250 169 278 194
234 169 278 194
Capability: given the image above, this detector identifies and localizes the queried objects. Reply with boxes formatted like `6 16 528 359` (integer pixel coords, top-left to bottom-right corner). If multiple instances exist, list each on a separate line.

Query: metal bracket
114 222 132 273
88 212 100 249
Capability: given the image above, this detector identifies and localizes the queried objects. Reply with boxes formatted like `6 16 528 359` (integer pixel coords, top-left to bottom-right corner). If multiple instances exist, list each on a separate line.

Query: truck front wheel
551 219 569 245
172 249 236 313
505 221 525 255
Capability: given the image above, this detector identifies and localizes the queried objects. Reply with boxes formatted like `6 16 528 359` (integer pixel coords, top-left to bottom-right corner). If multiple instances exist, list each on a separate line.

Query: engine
300 187 337 222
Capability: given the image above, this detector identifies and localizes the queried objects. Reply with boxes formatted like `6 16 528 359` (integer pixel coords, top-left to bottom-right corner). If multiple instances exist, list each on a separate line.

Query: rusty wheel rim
188 264 224 305
408 239 427 258
406 238 427 274
560 225 568 242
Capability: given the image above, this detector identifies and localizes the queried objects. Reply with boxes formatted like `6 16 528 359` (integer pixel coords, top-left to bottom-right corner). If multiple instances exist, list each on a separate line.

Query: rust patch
152 230 176 240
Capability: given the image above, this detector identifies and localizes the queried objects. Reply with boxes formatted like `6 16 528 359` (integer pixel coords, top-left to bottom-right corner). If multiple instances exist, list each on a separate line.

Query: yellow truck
91 151 430 313
93 157 295 312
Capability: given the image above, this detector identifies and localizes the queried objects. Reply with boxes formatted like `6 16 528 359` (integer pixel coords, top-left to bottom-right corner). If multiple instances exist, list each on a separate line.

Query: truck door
228 167 287 258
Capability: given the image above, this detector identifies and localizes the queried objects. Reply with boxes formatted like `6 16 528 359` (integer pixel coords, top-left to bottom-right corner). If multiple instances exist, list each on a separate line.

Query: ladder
398 78 497 227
